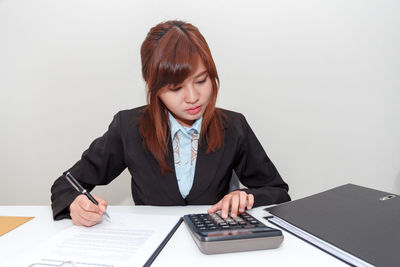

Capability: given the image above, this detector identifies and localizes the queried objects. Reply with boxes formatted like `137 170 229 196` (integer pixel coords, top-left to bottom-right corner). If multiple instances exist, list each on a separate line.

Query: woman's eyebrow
193 70 208 79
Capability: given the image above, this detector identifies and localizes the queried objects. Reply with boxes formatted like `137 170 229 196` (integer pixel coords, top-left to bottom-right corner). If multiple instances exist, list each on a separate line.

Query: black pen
65 172 111 220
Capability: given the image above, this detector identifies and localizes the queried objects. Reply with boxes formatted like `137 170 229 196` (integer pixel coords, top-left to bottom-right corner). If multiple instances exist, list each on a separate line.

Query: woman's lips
186 106 202 115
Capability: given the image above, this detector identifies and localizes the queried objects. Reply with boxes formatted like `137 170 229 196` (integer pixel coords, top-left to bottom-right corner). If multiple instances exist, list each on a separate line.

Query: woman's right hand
69 194 108 227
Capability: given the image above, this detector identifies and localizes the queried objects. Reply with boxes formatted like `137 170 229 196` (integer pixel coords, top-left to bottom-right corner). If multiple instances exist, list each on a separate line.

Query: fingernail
222 213 227 218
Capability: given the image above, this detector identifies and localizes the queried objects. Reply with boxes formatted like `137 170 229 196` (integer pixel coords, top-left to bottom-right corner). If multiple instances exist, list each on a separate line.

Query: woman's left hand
207 190 254 219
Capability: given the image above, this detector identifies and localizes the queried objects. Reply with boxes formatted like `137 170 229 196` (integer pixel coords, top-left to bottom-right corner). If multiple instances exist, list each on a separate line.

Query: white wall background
1 0 399 205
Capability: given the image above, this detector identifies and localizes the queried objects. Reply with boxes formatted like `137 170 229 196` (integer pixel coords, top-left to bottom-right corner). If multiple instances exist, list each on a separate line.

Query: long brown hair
139 20 224 174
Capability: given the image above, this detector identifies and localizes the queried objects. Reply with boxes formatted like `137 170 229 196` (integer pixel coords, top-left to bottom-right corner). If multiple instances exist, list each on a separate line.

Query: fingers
207 200 222 214
230 193 239 217
207 191 255 219
238 191 248 214
94 196 108 213
229 191 249 218
72 210 100 227
69 195 107 227
221 195 231 219
247 193 254 210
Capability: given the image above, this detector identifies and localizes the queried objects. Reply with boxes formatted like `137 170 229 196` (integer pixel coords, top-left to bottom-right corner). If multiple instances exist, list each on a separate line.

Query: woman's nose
184 85 200 103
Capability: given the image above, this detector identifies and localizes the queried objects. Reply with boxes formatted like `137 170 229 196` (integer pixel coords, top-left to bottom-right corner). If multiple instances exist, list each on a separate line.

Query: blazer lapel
186 135 225 201
156 137 186 205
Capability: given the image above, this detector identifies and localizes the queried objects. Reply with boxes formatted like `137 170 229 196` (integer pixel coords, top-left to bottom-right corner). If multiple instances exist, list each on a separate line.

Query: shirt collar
169 112 203 138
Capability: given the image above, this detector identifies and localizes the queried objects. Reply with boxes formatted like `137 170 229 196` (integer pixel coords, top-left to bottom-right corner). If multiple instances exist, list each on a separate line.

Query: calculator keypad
188 212 271 235
183 211 284 253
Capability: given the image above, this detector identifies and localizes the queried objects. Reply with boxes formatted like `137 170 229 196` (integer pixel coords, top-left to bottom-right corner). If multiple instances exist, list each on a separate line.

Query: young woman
51 20 290 227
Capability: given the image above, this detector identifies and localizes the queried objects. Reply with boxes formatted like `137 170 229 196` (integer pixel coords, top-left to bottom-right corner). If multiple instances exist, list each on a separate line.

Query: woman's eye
196 77 207 84
170 86 182 92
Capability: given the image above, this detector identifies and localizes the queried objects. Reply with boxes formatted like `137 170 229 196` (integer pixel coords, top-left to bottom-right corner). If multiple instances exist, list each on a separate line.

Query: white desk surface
0 206 347 267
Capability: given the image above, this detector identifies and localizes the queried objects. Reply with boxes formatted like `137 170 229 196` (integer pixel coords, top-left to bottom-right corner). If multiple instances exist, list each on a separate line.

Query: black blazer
51 106 290 220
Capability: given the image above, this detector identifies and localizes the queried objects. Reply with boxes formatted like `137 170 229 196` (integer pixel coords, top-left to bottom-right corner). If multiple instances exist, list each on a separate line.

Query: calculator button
242 224 256 229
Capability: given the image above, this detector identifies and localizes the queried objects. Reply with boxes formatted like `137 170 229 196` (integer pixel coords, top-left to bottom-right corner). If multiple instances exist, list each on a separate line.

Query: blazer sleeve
50 112 127 220
233 114 290 207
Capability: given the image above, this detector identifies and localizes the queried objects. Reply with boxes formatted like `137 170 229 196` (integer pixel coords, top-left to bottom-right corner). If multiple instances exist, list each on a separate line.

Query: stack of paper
8 213 180 267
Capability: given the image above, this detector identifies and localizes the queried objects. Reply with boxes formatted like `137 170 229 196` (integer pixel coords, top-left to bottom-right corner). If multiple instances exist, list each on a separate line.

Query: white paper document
10 213 180 267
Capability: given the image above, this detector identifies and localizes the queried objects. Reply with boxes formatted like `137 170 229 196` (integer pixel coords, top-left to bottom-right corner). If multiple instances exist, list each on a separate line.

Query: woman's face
158 59 213 127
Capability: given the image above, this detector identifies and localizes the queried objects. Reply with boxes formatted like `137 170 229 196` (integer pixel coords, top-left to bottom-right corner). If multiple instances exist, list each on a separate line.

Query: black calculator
183 211 283 254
